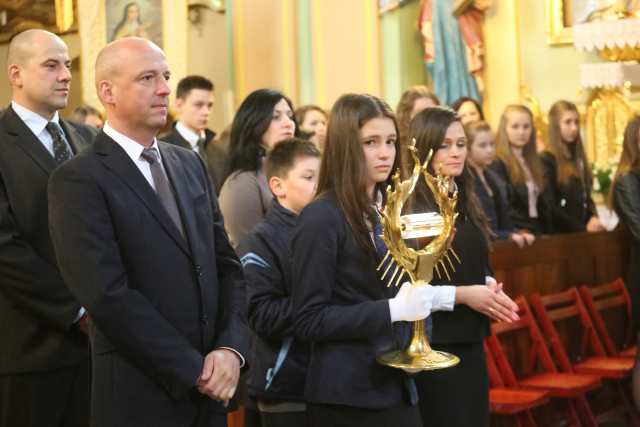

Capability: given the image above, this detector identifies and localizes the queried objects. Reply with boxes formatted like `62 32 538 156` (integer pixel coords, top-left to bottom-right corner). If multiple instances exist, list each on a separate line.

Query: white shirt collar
11 101 60 137
174 121 203 149
103 121 159 163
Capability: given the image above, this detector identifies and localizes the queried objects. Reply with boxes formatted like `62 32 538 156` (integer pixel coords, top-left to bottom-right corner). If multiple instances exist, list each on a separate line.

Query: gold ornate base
377 348 460 374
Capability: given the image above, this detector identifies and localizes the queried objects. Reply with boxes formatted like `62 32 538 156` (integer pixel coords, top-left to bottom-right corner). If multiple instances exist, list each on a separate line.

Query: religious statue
419 0 492 105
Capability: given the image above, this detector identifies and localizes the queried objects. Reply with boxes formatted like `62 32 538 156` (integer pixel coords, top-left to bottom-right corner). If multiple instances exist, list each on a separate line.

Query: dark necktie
45 122 73 165
196 137 208 164
140 147 185 237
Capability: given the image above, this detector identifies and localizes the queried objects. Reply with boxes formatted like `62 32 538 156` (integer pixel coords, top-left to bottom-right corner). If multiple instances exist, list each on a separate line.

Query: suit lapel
160 144 200 256
94 133 191 258
2 106 56 175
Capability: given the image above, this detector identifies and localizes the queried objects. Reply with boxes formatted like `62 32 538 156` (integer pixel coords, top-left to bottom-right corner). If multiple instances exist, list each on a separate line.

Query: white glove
388 282 437 322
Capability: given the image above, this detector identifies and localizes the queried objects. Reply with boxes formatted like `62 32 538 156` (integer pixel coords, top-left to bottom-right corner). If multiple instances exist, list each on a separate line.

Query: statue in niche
419 0 491 105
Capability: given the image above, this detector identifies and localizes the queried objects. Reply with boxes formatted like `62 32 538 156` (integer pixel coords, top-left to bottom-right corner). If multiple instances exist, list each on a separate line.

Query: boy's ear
268 176 285 198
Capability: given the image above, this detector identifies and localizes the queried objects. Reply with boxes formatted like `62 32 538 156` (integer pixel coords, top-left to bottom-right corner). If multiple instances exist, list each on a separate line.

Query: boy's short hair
266 138 321 180
176 75 214 100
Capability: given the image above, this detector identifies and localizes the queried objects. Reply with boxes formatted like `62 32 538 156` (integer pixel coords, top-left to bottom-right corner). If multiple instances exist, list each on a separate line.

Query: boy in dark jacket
237 138 320 427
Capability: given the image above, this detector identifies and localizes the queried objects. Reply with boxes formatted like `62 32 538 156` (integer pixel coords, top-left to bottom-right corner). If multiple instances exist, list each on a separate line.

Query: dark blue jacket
237 199 308 402
291 192 415 409
471 167 515 240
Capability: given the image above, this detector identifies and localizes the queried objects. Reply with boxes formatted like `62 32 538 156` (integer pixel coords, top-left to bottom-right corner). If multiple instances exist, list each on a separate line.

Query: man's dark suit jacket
48 131 248 427
161 125 227 194
0 106 90 375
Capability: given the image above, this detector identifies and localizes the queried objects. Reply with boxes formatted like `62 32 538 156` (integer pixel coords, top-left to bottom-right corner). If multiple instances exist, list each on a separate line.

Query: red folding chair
486 296 601 427
486 342 549 427
579 279 637 359
530 287 640 426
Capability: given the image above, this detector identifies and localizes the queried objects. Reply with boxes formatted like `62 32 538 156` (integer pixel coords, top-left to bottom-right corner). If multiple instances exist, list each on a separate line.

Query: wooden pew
489 229 631 426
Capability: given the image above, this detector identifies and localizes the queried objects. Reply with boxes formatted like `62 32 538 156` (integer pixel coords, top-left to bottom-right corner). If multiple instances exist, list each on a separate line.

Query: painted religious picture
106 0 162 47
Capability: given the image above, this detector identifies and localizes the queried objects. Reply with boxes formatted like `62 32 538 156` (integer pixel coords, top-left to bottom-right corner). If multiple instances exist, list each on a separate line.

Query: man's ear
98 80 115 106
175 97 184 114
268 176 285 198
7 64 22 88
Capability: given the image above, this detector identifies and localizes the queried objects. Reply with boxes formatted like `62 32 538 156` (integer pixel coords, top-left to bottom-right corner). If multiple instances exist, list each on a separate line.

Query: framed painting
0 0 76 43
545 0 573 45
106 0 163 47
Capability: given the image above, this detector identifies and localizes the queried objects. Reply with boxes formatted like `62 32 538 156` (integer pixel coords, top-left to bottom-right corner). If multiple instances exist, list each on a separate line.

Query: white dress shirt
103 122 166 191
12 101 62 157
175 121 204 153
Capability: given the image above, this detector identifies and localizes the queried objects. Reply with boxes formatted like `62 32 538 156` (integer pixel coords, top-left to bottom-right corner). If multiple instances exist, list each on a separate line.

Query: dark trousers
306 402 421 427
0 358 90 427
259 411 306 427
415 341 489 427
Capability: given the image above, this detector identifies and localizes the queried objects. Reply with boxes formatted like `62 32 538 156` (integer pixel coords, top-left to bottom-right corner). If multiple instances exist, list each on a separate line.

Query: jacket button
194 264 202 277
201 315 208 325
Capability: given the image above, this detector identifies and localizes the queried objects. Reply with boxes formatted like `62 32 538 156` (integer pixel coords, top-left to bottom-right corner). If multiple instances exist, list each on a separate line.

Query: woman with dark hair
295 105 327 149
542 100 603 233
408 107 519 427
292 94 437 426
610 116 640 409
451 96 484 126
491 105 553 234
218 89 296 247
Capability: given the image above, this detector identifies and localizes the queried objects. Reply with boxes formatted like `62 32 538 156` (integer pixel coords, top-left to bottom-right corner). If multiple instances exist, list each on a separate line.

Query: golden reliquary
376 140 461 373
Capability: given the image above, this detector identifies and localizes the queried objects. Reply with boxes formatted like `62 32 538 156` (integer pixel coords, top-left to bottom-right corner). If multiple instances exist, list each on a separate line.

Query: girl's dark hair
451 96 485 121
547 100 592 187
408 107 491 242
317 93 400 251
609 116 640 208
224 89 295 182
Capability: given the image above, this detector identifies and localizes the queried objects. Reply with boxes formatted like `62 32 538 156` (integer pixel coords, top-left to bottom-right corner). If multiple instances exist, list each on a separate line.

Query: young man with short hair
161 75 227 193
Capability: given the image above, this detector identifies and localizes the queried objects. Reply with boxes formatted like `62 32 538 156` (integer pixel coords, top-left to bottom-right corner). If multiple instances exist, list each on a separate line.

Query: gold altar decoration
376 141 460 373
585 87 634 168
600 44 640 62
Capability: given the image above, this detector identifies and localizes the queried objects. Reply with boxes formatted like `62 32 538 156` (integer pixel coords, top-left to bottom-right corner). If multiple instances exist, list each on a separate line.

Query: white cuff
218 347 246 368
485 276 496 286
73 307 86 323
432 286 456 311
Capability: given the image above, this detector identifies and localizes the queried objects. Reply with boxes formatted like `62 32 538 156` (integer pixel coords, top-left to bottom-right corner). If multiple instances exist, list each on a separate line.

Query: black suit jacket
0 106 90 374
48 132 248 427
540 151 597 233
489 158 553 234
613 171 640 331
161 125 227 195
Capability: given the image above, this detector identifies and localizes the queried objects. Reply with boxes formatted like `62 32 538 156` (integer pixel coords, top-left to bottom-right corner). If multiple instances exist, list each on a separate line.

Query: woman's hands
456 280 519 322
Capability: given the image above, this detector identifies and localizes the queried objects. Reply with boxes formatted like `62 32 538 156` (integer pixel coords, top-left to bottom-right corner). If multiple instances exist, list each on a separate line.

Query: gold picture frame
545 0 573 45
0 0 76 43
